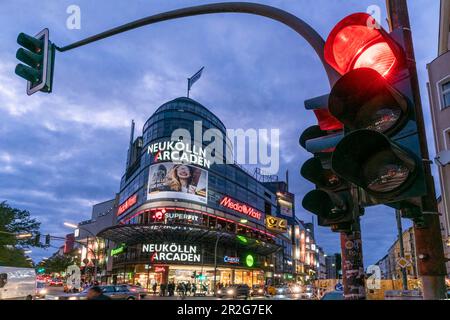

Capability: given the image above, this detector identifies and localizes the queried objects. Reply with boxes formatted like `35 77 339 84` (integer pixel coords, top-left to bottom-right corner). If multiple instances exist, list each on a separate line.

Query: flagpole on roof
187 66 204 99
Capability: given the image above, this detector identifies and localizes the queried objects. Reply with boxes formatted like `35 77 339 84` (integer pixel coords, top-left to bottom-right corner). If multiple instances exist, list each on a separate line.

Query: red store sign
117 194 138 216
219 196 262 220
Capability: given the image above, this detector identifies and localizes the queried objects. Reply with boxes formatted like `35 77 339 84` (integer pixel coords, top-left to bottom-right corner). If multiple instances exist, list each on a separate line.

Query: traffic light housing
15 28 55 95
300 96 359 233
33 233 41 246
45 234 51 246
324 13 426 206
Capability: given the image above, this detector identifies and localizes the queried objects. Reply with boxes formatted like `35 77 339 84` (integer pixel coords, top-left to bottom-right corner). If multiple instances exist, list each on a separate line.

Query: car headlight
40 289 48 295
227 289 234 295
68 296 78 300
258 289 263 293
217 290 222 294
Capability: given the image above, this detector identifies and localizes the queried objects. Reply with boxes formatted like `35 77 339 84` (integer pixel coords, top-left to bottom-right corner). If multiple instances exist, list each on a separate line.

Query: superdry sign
117 194 138 216
219 196 262 220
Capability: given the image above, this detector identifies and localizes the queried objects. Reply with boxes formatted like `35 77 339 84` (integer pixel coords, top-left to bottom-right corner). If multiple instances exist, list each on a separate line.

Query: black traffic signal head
300 157 346 192
332 129 419 201
329 68 409 136
15 28 55 95
302 190 354 231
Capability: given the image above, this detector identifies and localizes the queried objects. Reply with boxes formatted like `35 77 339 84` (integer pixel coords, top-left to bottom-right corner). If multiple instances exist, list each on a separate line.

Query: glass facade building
96 97 306 291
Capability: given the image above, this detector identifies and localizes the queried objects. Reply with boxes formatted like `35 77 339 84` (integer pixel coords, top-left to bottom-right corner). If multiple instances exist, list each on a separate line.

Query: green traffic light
17 32 43 53
15 64 40 83
16 48 42 69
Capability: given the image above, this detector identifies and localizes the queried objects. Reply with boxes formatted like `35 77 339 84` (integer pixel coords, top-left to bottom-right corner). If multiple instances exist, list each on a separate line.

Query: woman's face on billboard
176 165 191 179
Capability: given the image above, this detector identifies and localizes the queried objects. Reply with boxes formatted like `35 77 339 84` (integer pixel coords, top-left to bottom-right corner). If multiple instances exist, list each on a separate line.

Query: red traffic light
324 13 402 77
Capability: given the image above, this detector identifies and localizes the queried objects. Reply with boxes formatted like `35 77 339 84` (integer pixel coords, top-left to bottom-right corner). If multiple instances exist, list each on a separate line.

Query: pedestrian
86 286 111 300
152 282 157 295
186 281 191 296
192 283 197 296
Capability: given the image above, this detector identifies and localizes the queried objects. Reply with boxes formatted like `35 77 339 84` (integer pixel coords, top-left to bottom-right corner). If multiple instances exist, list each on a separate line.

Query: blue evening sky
0 0 442 267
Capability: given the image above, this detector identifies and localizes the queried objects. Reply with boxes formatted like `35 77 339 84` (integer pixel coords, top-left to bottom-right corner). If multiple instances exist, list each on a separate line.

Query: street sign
335 283 344 291
397 257 411 269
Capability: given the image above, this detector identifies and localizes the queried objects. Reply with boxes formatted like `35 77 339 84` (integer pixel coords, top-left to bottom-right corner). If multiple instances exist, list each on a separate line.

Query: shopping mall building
74 97 321 290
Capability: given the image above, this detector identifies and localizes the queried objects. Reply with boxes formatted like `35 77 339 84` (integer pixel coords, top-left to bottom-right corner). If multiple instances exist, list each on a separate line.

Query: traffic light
45 234 51 246
33 233 41 246
15 28 55 95
300 95 360 232
324 13 426 205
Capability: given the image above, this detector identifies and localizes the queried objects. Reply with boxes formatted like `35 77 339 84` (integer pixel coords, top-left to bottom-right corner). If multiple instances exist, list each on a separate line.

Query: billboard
147 162 208 204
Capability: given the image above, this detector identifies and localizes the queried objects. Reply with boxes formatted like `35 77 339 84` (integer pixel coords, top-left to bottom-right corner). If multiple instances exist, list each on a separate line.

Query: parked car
250 285 265 297
56 285 140 300
120 284 147 298
35 281 48 299
321 291 344 300
0 267 36 300
216 284 250 299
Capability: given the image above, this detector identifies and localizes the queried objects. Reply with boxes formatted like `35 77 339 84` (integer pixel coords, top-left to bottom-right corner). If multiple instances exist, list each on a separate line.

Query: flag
188 67 204 91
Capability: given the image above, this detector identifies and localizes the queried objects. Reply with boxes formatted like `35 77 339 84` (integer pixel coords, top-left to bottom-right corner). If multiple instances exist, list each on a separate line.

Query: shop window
217 219 227 230
442 81 450 109
208 216 217 229
226 222 236 233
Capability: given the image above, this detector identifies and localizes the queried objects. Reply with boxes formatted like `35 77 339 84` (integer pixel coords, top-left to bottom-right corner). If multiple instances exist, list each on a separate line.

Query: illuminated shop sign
245 254 255 267
223 256 240 264
142 243 201 263
111 244 127 256
219 196 262 220
265 216 288 233
148 141 211 169
165 212 202 224
154 266 167 273
147 162 208 204
117 194 138 216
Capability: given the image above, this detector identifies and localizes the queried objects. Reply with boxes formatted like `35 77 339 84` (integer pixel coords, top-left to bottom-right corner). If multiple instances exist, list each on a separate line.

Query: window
442 81 450 109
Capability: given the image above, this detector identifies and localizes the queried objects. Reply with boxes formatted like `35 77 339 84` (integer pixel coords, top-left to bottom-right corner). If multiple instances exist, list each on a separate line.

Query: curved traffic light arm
54 2 340 86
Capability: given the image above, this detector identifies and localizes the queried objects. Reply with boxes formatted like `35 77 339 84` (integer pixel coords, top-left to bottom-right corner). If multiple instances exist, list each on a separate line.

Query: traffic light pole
340 225 366 300
386 0 447 300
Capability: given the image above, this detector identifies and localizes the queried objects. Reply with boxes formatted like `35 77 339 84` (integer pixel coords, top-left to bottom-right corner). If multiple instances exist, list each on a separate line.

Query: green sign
236 235 248 244
245 254 254 267
111 244 126 256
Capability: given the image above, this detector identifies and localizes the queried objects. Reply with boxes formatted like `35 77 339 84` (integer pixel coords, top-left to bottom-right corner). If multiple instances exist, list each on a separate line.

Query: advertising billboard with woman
147 162 208 204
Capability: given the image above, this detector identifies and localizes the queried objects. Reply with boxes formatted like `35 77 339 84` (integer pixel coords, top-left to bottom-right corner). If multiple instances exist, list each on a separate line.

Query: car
274 285 290 295
216 284 250 299
56 285 140 300
35 281 47 299
250 285 265 297
49 278 64 287
120 284 147 298
321 291 344 300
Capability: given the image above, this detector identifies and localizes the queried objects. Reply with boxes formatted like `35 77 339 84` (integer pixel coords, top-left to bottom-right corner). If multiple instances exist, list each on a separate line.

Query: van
0 267 36 300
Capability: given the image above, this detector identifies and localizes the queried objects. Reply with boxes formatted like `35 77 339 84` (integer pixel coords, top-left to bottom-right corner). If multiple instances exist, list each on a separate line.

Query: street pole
339 220 366 300
386 0 447 300
396 209 408 291
213 233 221 296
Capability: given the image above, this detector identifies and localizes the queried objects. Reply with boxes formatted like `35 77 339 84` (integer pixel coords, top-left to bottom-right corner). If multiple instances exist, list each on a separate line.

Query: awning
98 223 281 256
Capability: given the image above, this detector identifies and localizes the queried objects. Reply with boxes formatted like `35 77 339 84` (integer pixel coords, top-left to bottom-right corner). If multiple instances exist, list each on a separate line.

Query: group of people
153 281 208 297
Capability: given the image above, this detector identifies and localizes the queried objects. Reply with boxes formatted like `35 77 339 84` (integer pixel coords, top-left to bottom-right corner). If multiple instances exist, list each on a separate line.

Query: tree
0 201 46 267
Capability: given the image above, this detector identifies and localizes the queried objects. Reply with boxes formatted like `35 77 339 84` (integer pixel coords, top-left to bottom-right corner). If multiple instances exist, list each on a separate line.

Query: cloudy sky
0 0 442 266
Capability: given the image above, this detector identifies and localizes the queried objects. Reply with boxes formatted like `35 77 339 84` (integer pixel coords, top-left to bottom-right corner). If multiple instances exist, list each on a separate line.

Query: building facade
427 0 450 277
74 97 320 290
375 227 418 281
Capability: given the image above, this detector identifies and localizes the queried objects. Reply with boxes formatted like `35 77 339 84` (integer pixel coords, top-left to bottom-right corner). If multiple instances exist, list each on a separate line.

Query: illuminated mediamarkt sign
219 196 262 220
147 141 211 169
117 194 138 216
142 243 201 263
